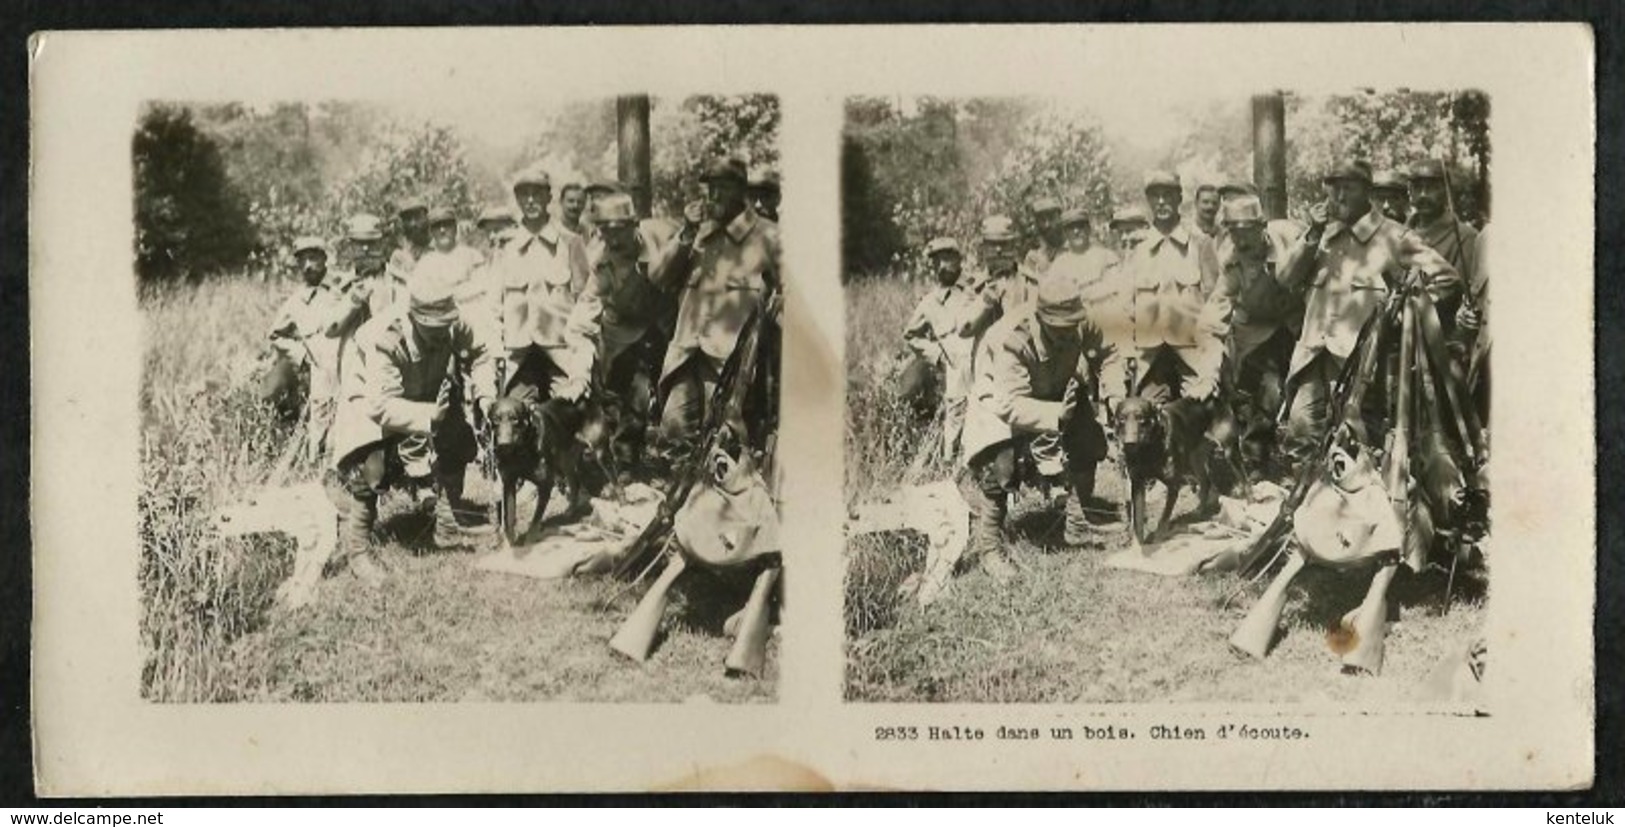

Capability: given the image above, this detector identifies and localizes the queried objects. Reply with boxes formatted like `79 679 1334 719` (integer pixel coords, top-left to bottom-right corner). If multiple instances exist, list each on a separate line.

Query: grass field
841 273 1488 704
139 276 774 703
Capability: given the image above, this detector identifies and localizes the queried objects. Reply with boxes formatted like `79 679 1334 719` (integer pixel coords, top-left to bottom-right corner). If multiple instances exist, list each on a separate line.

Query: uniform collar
516 219 562 248
1149 221 1191 251
1410 212 1458 236
934 283 963 303
700 206 760 245
1329 210 1384 244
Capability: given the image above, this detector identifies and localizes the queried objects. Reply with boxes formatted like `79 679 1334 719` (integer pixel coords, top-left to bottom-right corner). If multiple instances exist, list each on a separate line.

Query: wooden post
1252 92 1288 220
616 96 652 219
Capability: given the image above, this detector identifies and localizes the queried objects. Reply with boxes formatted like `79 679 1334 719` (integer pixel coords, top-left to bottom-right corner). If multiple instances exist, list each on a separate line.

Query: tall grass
139 275 307 701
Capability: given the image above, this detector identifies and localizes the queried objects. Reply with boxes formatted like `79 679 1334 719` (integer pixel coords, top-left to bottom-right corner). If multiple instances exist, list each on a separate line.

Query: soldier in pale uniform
261 236 342 441
899 236 976 459
1276 160 1459 469
649 157 782 447
326 280 499 581
958 273 1119 578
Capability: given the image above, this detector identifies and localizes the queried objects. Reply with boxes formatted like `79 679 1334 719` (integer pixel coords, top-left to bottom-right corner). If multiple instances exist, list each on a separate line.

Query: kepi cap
594 193 637 225
924 237 962 257
426 206 457 226
1221 195 1267 227
408 279 460 328
979 215 1020 243
395 197 428 218
1407 158 1448 182
1058 207 1090 229
1109 206 1150 230
1371 170 1411 192
345 214 386 242
747 169 781 192
1035 274 1089 326
1143 170 1182 194
292 236 329 256
476 205 515 227
1322 160 1374 186
1218 180 1259 199
512 166 552 190
1028 196 1062 215
701 157 749 186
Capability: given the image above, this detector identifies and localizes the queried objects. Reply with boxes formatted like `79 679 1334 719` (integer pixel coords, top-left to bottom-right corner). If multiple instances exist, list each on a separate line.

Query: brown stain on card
654 755 834 792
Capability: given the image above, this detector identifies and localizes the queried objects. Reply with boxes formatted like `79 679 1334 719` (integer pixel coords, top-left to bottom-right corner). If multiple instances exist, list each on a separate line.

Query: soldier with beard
1371 169 1412 224
899 237 976 458
1407 158 1479 334
958 215 1035 342
1201 194 1305 479
650 157 782 446
1277 160 1459 470
1022 196 1064 277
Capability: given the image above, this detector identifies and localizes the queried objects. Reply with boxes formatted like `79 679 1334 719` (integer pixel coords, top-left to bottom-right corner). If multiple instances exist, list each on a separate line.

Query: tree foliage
651 94 781 217
841 97 1115 279
133 104 257 283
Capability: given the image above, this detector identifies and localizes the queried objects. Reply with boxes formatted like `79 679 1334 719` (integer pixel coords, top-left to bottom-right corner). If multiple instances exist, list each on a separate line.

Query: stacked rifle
1227 273 1489 675
608 290 783 677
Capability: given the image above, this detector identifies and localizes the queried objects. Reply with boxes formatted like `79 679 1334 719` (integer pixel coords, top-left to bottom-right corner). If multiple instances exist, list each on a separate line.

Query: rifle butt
724 565 781 678
1340 562 1399 675
1229 551 1306 659
609 553 687 662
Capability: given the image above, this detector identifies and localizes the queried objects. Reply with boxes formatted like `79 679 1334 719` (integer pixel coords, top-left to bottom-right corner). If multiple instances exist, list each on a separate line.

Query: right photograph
841 91 1492 704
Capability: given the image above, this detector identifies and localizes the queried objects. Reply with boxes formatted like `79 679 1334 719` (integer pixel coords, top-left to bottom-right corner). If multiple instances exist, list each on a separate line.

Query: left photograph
136 94 784 702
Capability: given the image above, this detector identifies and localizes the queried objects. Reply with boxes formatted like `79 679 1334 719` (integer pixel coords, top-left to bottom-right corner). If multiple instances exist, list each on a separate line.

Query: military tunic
649 206 781 385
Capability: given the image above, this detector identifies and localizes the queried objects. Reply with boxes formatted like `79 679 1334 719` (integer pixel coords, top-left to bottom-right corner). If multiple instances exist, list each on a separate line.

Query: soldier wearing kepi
1371 169 1412 224
1108 206 1151 255
899 236 976 458
326 214 405 342
414 206 485 298
1277 159 1459 469
261 236 342 435
1406 158 1479 331
1022 196 1065 277
1048 207 1120 307
958 215 1035 341
1107 170 1223 408
650 157 782 447
497 165 598 409
327 279 499 582
585 192 671 474
958 273 1118 579
389 197 431 285
748 169 781 223
1201 194 1305 478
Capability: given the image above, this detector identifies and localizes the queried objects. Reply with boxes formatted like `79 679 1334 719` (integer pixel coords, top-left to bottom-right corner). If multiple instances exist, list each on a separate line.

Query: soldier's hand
431 403 449 427
1307 201 1329 231
1457 305 1482 332
682 199 705 230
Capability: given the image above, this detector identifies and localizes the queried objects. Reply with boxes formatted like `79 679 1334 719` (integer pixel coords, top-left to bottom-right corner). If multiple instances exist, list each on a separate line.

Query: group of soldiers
898 160 1488 580
260 158 784 583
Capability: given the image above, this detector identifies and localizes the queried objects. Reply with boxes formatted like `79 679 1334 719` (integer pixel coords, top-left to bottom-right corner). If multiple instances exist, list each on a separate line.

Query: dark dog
1115 395 1250 543
488 394 618 543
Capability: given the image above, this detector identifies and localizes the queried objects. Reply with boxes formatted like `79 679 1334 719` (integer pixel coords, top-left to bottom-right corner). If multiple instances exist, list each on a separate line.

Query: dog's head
1114 396 1162 447
489 395 533 450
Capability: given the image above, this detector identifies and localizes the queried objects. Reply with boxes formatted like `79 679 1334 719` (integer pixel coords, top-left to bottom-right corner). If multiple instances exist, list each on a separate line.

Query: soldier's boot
1063 464 1099 546
340 494 385 586
958 469 1017 584
438 470 494 535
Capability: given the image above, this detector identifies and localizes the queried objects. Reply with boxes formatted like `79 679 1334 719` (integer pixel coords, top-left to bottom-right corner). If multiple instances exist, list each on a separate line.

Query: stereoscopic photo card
29 24 1594 794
